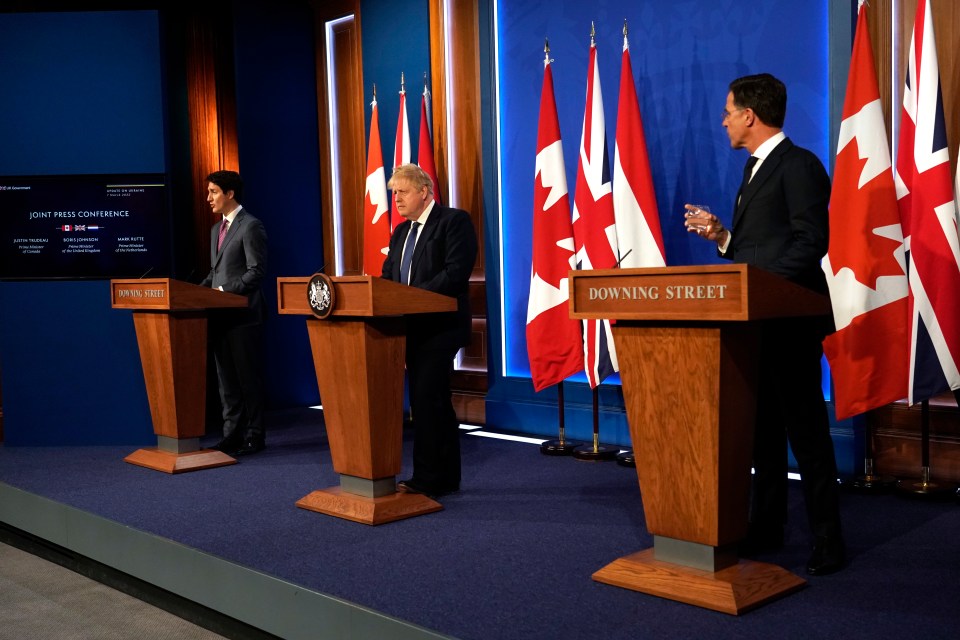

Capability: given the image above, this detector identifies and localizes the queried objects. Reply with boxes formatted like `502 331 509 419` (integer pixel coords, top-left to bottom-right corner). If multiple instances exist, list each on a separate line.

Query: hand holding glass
683 204 712 234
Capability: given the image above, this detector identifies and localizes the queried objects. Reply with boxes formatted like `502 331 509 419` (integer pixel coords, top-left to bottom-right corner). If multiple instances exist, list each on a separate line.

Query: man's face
722 92 749 149
392 179 429 221
207 182 233 216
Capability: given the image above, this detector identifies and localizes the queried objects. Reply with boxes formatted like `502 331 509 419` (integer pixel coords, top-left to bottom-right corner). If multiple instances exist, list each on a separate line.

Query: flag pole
896 400 952 498
846 411 895 492
613 17 636 470
539 381 581 456
573 387 618 461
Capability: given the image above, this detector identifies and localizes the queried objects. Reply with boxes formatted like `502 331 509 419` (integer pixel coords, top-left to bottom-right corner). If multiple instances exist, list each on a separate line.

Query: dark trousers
406 343 461 491
751 318 842 540
212 322 264 442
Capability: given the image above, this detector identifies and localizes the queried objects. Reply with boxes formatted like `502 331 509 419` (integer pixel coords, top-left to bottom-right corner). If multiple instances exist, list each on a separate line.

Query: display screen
0 174 171 280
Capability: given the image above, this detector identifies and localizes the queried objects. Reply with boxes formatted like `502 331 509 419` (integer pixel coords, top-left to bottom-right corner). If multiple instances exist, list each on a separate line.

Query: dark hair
206 170 243 203
729 73 786 128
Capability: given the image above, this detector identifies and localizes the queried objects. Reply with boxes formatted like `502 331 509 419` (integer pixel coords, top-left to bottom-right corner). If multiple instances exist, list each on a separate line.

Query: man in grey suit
382 164 478 499
200 170 268 456
684 74 844 575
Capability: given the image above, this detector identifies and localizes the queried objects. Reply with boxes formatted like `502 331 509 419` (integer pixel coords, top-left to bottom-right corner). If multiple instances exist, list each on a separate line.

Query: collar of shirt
223 205 242 225
749 131 787 179
412 199 436 228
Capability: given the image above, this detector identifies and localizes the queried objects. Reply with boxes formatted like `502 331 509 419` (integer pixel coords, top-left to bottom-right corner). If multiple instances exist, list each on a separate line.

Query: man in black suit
382 163 477 499
684 74 844 575
200 170 269 456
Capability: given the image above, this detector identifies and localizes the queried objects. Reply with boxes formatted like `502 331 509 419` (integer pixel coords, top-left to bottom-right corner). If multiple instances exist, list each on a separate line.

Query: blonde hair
387 163 434 196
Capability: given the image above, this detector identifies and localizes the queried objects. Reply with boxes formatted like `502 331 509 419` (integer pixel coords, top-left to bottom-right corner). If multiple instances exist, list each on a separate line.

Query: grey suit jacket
200 207 268 323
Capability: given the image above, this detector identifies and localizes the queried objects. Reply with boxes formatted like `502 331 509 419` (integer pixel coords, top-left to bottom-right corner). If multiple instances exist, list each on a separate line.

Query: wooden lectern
110 278 248 473
277 275 457 525
570 264 832 614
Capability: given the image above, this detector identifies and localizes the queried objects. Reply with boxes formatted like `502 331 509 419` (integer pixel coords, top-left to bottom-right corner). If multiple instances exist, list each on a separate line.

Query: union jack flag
894 0 960 404
572 28 619 388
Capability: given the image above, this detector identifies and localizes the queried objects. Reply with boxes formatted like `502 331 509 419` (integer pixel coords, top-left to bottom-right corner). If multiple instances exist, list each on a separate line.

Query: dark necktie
399 221 420 285
217 218 229 251
741 156 759 190
737 156 759 206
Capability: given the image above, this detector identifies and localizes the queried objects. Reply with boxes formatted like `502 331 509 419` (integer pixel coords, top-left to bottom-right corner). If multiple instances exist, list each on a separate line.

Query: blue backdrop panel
231 0 324 408
0 281 153 445
360 0 432 203
0 11 165 446
0 11 164 176
496 0 828 382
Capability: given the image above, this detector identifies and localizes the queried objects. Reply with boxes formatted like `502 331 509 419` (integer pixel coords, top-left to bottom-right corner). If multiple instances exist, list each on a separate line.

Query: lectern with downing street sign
277 275 457 525
569 264 831 615
110 278 248 473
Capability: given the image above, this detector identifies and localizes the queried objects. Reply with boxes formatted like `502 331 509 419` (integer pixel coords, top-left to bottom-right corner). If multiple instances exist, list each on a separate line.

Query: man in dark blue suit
200 170 269 457
382 164 478 498
684 74 844 575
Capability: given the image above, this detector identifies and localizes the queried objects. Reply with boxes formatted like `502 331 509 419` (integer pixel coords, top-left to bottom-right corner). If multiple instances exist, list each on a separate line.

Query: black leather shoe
234 437 265 456
807 536 845 575
739 524 785 556
212 436 241 455
397 479 433 497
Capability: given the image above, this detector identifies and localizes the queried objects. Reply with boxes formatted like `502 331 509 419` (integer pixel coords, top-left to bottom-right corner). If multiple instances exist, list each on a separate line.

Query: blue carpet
1 407 959 640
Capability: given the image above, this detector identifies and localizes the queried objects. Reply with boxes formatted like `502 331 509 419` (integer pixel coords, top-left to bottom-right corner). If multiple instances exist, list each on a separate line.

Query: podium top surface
569 264 831 322
110 278 248 311
277 275 456 317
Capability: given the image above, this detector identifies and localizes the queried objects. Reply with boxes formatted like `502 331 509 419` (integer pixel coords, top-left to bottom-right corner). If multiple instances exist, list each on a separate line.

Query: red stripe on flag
418 85 443 206
613 33 665 269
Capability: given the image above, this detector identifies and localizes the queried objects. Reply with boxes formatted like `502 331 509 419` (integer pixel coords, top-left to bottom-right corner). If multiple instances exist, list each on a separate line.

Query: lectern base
124 448 237 474
296 486 443 525
592 548 806 615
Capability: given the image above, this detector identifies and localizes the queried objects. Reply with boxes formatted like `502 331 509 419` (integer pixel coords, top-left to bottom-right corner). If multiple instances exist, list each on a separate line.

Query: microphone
614 249 633 268
139 266 154 279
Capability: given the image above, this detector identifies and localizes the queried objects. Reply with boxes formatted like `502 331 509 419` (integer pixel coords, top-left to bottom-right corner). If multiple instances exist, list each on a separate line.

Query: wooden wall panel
312 0 365 277
871 0 960 175
185 3 239 277
429 0 489 421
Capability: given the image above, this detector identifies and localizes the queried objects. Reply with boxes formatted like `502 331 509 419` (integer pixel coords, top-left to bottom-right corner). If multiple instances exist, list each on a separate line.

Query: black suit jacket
381 205 477 351
200 207 268 324
727 137 831 296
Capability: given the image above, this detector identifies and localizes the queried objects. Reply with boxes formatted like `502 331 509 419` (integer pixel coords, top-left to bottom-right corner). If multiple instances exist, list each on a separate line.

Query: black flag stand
846 411 895 492
897 399 953 498
539 381 581 455
573 387 619 460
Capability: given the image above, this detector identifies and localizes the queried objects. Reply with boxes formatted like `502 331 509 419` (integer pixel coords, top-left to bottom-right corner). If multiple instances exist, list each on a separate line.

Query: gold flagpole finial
590 21 596 45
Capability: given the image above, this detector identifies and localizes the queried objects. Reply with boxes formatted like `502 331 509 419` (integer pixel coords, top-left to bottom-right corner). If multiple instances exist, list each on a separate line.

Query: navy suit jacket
200 207 268 324
727 137 831 297
381 205 478 351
